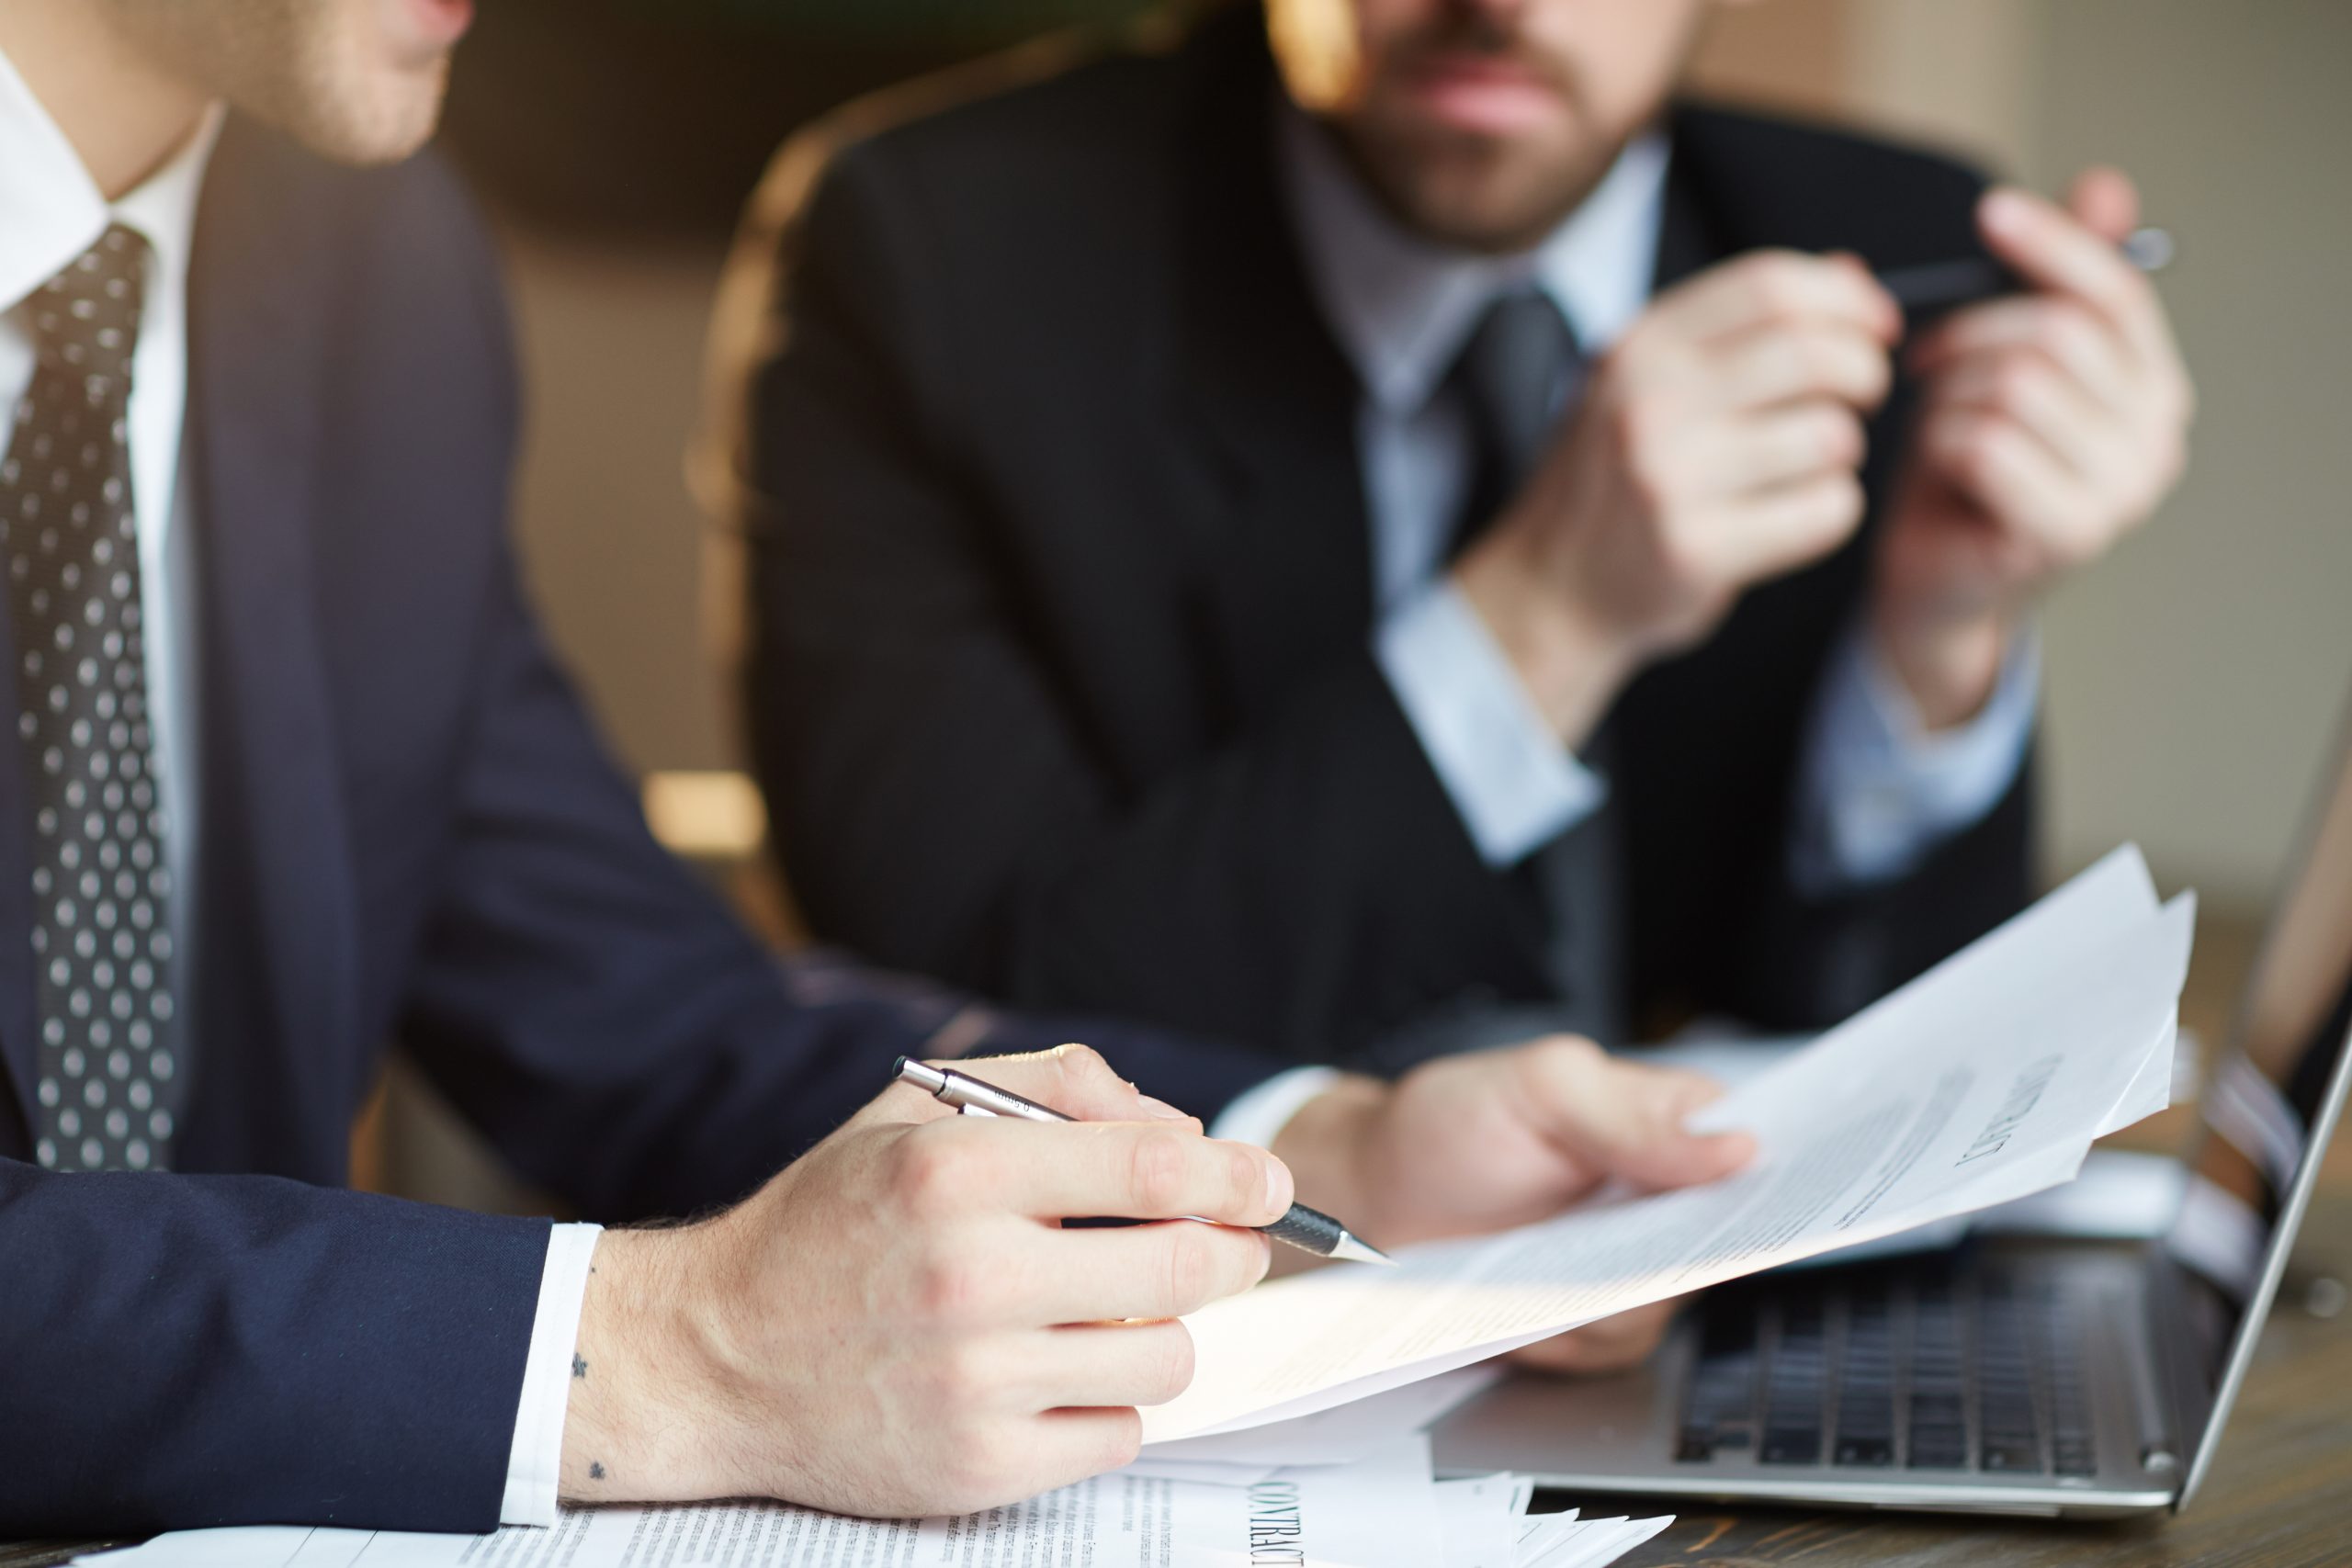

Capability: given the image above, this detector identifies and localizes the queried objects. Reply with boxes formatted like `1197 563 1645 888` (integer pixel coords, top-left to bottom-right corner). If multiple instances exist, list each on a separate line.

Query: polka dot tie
0 224 177 1172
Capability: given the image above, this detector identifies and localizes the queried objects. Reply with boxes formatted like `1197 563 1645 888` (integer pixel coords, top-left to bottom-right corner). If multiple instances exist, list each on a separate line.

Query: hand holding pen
895 1057 1395 1264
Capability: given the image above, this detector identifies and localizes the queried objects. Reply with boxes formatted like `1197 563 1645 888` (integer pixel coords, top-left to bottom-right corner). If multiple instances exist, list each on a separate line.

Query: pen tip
1331 1234 1397 1267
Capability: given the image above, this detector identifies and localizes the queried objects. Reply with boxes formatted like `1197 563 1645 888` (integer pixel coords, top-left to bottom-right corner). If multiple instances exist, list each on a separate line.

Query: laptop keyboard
1675 1257 2098 1476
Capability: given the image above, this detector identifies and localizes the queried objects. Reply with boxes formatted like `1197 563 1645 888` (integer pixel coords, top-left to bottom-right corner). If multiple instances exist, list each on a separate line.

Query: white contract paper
1138 847 2193 1444
76 1440 1443 1568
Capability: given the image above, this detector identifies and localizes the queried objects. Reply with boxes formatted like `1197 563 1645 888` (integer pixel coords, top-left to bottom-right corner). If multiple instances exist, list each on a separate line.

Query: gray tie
1 224 179 1170
1447 287 1586 558
1450 288 1625 1046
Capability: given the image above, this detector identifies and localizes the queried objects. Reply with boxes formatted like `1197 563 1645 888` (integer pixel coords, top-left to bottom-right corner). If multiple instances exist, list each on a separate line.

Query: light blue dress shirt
1273 107 2037 890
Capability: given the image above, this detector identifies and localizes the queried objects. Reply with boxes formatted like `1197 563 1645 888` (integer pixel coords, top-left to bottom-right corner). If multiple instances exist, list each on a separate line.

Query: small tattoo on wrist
589 1461 605 1481
572 1354 589 1380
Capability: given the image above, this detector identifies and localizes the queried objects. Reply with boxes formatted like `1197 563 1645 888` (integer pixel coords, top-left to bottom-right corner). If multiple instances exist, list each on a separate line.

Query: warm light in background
1266 0 1363 111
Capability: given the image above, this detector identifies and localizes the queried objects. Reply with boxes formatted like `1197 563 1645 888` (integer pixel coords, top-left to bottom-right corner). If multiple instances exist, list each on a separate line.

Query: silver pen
1880 224 2174 315
892 1057 1395 1266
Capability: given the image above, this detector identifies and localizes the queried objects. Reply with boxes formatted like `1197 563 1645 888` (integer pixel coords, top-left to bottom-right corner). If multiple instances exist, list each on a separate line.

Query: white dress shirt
0 49 591 1528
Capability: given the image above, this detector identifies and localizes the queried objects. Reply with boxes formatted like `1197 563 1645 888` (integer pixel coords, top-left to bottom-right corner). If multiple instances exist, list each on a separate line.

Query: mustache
1378 14 1576 96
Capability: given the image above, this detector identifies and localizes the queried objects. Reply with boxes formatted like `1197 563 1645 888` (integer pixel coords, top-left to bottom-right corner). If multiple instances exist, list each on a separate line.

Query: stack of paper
1432 1473 1673 1568
1136 846 2192 1446
76 1436 1668 1568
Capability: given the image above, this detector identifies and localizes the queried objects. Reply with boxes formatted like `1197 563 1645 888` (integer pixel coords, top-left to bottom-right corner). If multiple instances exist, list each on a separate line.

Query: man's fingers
1024 1407 1148 1489
1704 321 1894 414
1919 406 2103 560
1041 1220 1272 1322
1977 185 2171 370
1926 355 2126 492
1512 1042 1758 1192
874 1043 1197 1129
1688 400 1865 498
1649 249 1900 350
1028 1319 1200 1409
1709 471 1868 584
2067 164 2142 245
1908 298 2136 418
942 1117 1292 1225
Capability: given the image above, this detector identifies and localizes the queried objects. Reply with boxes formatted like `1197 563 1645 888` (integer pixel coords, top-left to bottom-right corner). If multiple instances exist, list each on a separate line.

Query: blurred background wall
376 0 2348 1200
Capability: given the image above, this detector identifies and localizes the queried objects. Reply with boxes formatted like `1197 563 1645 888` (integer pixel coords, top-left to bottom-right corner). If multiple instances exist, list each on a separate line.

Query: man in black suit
724 0 2192 1066
0 0 1757 1536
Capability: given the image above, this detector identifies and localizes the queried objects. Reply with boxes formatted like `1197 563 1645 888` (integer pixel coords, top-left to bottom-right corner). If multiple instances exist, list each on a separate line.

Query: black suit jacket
0 119 1283 1536
732 10 2035 1063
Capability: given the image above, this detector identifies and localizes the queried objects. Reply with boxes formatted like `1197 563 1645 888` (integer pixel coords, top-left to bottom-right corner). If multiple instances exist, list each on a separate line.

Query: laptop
1433 701 2352 1518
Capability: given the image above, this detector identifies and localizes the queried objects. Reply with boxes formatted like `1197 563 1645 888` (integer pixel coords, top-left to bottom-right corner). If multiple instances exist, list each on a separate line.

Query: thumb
1602 1066 1757 1192
2067 165 2140 244
1515 1041 1754 1191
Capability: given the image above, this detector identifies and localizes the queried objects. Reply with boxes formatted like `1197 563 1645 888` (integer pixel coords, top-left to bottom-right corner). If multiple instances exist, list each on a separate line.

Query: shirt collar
0 43 224 321
1277 99 1670 414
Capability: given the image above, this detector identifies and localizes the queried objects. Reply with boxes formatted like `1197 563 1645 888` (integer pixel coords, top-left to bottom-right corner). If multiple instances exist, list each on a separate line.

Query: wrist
561 1224 753 1505
1872 600 2011 732
1452 543 1636 746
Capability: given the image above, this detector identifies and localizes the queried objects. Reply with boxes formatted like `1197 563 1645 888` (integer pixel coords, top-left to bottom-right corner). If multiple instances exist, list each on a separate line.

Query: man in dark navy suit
0 0 1758 1537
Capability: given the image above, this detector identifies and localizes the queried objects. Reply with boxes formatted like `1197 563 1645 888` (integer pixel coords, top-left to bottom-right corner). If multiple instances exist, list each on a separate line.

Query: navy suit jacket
0 120 1282 1537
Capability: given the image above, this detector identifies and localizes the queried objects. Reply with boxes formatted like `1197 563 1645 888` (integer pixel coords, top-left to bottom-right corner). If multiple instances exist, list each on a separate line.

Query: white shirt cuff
500 1221 604 1526
1792 619 2040 893
1209 1066 1343 1149
1374 580 1605 866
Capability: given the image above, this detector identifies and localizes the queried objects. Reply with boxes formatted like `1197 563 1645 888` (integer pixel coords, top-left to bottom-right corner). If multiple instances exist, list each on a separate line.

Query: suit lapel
1166 14 1374 728
1654 108 1736 292
180 124 358 1157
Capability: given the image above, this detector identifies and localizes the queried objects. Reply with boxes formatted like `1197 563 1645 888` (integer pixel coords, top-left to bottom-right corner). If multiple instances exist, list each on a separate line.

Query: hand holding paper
1274 1040 1758 1252
1139 847 2192 1446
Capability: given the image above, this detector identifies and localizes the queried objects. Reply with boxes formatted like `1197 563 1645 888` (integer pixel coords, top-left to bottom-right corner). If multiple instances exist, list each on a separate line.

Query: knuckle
1812 406 1863 464
1611 394 1664 461
1620 417 1679 510
1150 1325 1199 1402
1996 359 2047 408
1226 1142 1268 1214
1534 1033 1603 1080
926 1340 1001 1412
1164 1228 1216 1313
1099 1410 1147 1472
889 1129 981 1211
1746 254 1808 318
1958 429 2007 488
2050 312 2103 371
910 1241 989 1324
1850 343 1894 401
934 1445 1019 1516
1128 1128 1193 1213
1821 473 1868 528
1048 1042 1113 1089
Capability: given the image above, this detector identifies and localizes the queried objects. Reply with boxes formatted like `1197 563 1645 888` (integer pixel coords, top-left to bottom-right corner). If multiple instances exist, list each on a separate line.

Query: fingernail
1263 1156 1295 1217
1983 188 2031 237
1137 1094 1192 1122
